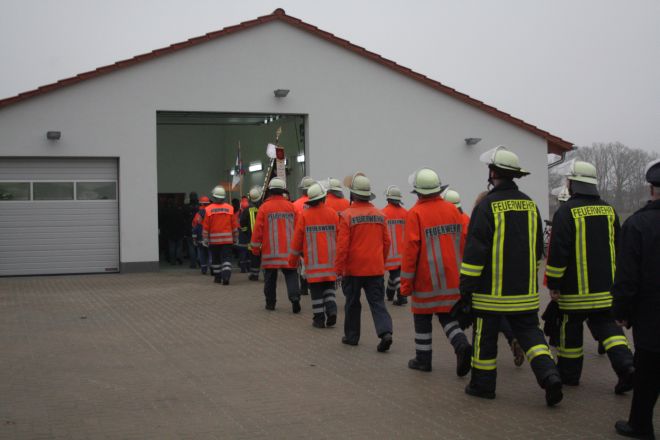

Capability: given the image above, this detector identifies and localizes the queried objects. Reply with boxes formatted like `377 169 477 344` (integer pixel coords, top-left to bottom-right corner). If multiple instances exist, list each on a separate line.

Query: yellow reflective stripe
575 217 590 295
472 293 540 312
491 211 505 296
528 209 537 295
608 213 616 283
461 262 484 271
471 358 497 371
558 291 612 311
558 347 584 359
545 265 567 278
460 267 481 276
526 344 553 362
602 335 629 351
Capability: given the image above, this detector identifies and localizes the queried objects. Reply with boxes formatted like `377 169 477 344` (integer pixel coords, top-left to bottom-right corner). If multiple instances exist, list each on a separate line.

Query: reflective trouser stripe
526 344 553 362
472 317 497 370
602 335 629 351
221 262 232 272
312 298 325 314
415 332 432 351
323 289 336 303
443 321 463 344
558 347 584 358
387 277 401 289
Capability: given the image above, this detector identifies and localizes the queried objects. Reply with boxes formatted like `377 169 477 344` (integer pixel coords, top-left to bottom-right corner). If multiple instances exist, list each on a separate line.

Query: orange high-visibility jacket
202 203 238 245
326 193 350 214
382 202 408 270
459 212 470 254
293 195 309 216
250 195 297 269
289 203 339 283
400 196 466 314
335 201 391 277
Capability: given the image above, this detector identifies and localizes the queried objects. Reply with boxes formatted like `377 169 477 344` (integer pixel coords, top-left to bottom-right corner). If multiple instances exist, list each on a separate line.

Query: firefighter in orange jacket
294 176 314 296
251 177 301 313
289 183 340 328
336 173 393 352
325 178 350 214
399 169 472 375
382 185 408 305
192 196 211 274
202 186 238 285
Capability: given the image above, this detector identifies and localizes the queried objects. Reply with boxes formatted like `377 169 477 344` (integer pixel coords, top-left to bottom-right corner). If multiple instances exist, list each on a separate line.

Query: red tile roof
0 8 572 153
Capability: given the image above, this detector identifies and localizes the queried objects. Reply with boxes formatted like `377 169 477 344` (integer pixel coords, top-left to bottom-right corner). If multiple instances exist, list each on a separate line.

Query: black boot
325 314 337 327
544 375 563 407
465 384 495 399
456 343 472 377
377 333 393 352
292 301 301 314
392 296 408 306
615 366 635 395
614 421 655 439
408 358 432 372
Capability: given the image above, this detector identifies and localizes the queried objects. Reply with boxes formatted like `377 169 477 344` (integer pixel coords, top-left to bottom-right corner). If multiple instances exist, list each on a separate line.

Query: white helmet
384 185 403 201
268 177 287 191
328 178 343 192
211 186 226 201
409 168 447 195
348 173 375 200
442 189 461 208
565 160 598 185
306 182 327 202
480 145 529 176
298 176 314 190
248 187 262 203
646 158 660 185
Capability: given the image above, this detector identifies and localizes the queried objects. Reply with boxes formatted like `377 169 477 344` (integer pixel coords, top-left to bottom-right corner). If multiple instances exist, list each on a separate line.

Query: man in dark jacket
613 158 660 439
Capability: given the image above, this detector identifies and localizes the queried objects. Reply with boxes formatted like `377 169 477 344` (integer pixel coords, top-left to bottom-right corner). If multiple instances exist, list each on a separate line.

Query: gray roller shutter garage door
0 158 119 276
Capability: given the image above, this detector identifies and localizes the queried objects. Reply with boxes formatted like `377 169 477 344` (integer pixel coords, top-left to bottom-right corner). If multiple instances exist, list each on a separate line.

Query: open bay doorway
156 111 307 270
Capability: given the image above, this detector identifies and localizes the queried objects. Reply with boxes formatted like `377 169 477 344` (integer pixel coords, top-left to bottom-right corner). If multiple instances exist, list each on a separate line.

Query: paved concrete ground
0 268 654 439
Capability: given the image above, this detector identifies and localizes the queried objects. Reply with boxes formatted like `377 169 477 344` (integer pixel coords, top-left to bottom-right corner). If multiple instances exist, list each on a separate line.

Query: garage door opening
156 111 307 267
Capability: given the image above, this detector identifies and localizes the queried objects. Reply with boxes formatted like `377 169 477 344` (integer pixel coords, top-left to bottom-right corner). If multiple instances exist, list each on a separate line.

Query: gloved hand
450 298 473 330
202 238 209 248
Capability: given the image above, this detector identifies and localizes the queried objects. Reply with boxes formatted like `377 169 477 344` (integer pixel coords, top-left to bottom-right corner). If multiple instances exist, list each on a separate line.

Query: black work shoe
392 297 408 306
313 320 325 329
377 333 393 352
292 301 301 314
222 279 229 286
465 384 495 400
456 344 472 377
615 367 635 395
248 274 259 281
214 278 222 284
326 314 337 327
408 358 432 372
386 294 394 301
614 420 655 439
342 336 358 346
544 376 563 407
265 303 275 311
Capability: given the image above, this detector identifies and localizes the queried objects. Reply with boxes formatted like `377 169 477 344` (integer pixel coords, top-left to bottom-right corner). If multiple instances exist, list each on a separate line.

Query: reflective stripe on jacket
459 180 543 314
250 195 297 269
335 201 391 276
382 203 408 270
546 195 620 312
202 203 238 245
400 196 466 314
289 203 339 283
326 193 350 214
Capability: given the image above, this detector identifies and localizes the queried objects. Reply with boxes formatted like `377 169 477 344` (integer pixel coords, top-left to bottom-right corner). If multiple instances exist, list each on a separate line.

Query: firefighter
294 176 315 296
250 177 301 313
240 187 262 281
192 196 211 274
613 158 660 439
545 160 634 393
336 173 393 352
236 196 250 273
325 178 350 213
202 186 238 285
399 169 472 375
460 145 563 406
381 185 408 305
442 189 470 238
289 182 339 328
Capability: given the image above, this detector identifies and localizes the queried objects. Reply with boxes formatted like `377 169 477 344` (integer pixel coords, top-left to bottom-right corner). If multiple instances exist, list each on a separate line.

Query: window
33 182 74 200
0 182 30 200
76 182 117 200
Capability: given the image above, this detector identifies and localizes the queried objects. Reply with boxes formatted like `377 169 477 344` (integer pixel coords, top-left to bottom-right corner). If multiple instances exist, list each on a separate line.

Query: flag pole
238 141 243 197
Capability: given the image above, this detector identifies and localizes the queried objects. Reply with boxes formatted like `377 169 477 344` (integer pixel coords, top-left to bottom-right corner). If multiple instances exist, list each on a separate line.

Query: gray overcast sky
1 0 659 153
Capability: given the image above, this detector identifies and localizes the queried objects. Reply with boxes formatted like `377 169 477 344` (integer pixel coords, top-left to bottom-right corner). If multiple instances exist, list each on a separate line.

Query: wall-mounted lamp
464 137 482 146
274 89 290 98
296 153 305 163
230 169 236 176
248 161 263 173
46 131 61 140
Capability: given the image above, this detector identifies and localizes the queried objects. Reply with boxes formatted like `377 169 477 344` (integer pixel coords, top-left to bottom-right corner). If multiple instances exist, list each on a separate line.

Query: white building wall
0 21 550 268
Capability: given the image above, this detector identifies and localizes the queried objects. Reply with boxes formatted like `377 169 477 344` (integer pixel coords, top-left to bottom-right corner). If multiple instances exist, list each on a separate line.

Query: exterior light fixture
230 169 235 176
465 138 482 146
296 153 305 163
274 89 290 98
46 131 61 140
248 161 263 172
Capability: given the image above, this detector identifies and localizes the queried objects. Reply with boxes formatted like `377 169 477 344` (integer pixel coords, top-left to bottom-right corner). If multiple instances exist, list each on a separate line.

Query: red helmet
199 196 211 205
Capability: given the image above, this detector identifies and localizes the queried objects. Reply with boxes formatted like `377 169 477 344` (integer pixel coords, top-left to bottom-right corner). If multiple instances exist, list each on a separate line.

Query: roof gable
0 8 572 153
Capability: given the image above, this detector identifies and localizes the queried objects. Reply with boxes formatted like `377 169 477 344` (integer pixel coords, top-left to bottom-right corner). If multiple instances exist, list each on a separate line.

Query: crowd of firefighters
191 146 660 439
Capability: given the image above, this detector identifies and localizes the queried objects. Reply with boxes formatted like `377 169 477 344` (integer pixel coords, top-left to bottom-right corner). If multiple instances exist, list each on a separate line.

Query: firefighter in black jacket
545 160 634 394
240 187 262 281
613 158 660 439
460 146 563 406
